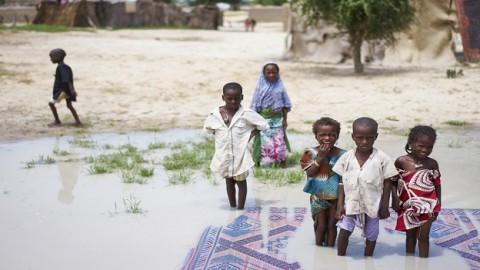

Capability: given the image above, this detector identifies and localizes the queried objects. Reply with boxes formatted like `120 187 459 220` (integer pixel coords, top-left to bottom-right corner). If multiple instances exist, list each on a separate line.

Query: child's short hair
405 125 437 153
312 117 341 136
223 82 242 94
353 117 378 132
50 48 66 59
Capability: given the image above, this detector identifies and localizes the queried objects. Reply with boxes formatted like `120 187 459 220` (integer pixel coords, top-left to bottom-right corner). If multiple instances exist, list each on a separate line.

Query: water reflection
54 137 80 204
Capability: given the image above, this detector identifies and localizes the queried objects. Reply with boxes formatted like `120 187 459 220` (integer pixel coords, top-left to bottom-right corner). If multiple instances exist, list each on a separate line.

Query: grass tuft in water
162 137 214 171
123 194 143 214
69 136 96 148
53 148 69 156
148 141 167 150
24 154 56 168
168 169 194 185
87 143 147 174
253 167 305 186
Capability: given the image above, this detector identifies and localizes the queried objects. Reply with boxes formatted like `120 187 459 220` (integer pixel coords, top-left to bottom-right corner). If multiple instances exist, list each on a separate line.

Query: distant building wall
5 0 40 6
0 6 37 23
248 5 288 30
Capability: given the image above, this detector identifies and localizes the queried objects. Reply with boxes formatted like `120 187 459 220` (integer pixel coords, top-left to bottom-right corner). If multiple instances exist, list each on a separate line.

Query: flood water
0 128 479 269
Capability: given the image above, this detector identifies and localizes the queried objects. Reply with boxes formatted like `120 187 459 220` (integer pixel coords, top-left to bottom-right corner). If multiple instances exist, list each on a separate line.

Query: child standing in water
333 117 398 256
250 62 292 167
300 117 346 247
392 125 441 257
204 82 269 210
48 48 81 127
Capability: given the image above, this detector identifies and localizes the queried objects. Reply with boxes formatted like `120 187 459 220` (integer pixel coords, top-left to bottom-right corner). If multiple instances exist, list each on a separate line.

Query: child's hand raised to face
317 143 331 158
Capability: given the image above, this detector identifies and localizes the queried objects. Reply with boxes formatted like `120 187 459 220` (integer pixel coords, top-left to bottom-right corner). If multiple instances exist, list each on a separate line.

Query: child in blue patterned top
300 117 346 247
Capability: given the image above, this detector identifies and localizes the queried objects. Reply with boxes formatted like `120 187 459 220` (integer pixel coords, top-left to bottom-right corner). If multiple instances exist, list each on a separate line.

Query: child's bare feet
48 121 62 127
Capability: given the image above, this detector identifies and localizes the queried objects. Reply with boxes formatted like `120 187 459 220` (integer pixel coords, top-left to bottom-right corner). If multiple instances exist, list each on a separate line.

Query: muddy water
0 128 478 270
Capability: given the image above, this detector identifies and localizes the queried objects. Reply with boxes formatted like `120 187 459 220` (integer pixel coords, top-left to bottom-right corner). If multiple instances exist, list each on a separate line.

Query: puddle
0 128 479 269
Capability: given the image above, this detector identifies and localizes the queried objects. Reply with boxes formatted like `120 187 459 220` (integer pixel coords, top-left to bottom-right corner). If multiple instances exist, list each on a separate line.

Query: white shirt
203 105 269 178
332 148 398 218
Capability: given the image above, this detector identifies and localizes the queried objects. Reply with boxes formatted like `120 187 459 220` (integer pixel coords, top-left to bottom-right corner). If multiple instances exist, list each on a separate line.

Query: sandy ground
0 18 479 142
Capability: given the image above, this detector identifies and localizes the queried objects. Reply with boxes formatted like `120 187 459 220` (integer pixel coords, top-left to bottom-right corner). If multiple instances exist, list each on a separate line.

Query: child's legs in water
236 180 247 210
314 202 338 247
363 215 380 256
326 203 338 247
225 178 237 208
417 218 434 257
314 210 328 246
336 214 379 256
225 173 248 209
336 215 355 256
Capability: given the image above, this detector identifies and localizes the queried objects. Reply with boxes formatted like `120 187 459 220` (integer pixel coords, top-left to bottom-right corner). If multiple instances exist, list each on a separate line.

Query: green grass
253 167 305 186
53 148 69 156
123 194 143 214
444 120 470 127
162 137 214 171
386 116 399 122
148 141 167 150
168 169 194 185
24 154 56 168
69 136 96 148
86 143 147 174
0 24 94 32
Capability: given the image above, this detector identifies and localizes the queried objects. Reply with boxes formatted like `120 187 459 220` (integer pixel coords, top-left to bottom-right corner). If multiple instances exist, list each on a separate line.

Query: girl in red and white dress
392 125 442 258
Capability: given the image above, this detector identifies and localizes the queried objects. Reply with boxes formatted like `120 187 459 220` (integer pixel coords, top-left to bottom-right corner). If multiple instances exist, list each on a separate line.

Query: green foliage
446 68 464 78
254 0 288 6
186 0 242 8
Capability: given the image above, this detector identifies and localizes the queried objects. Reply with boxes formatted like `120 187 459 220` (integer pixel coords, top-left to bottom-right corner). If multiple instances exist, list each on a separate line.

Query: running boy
48 48 81 127
204 82 269 210
333 117 398 256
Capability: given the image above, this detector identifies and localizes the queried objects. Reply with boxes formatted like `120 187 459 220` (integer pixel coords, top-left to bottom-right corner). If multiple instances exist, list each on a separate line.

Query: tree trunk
352 37 363 73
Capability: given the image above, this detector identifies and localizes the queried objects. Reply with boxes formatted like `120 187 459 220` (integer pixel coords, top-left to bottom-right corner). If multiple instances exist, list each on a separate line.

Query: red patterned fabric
395 169 441 231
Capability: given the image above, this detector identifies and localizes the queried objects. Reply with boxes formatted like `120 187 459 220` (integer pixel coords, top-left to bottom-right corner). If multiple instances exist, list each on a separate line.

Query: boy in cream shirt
333 117 398 256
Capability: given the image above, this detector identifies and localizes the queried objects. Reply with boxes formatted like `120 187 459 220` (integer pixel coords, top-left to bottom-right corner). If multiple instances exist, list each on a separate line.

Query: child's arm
68 82 77 97
379 178 392 219
390 177 400 212
282 107 288 130
249 128 260 141
335 180 345 220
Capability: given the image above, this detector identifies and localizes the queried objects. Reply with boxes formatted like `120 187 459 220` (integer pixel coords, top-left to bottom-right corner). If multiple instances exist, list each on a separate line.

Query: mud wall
286 0 459 66
33 0 222 29
0 6 37 24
